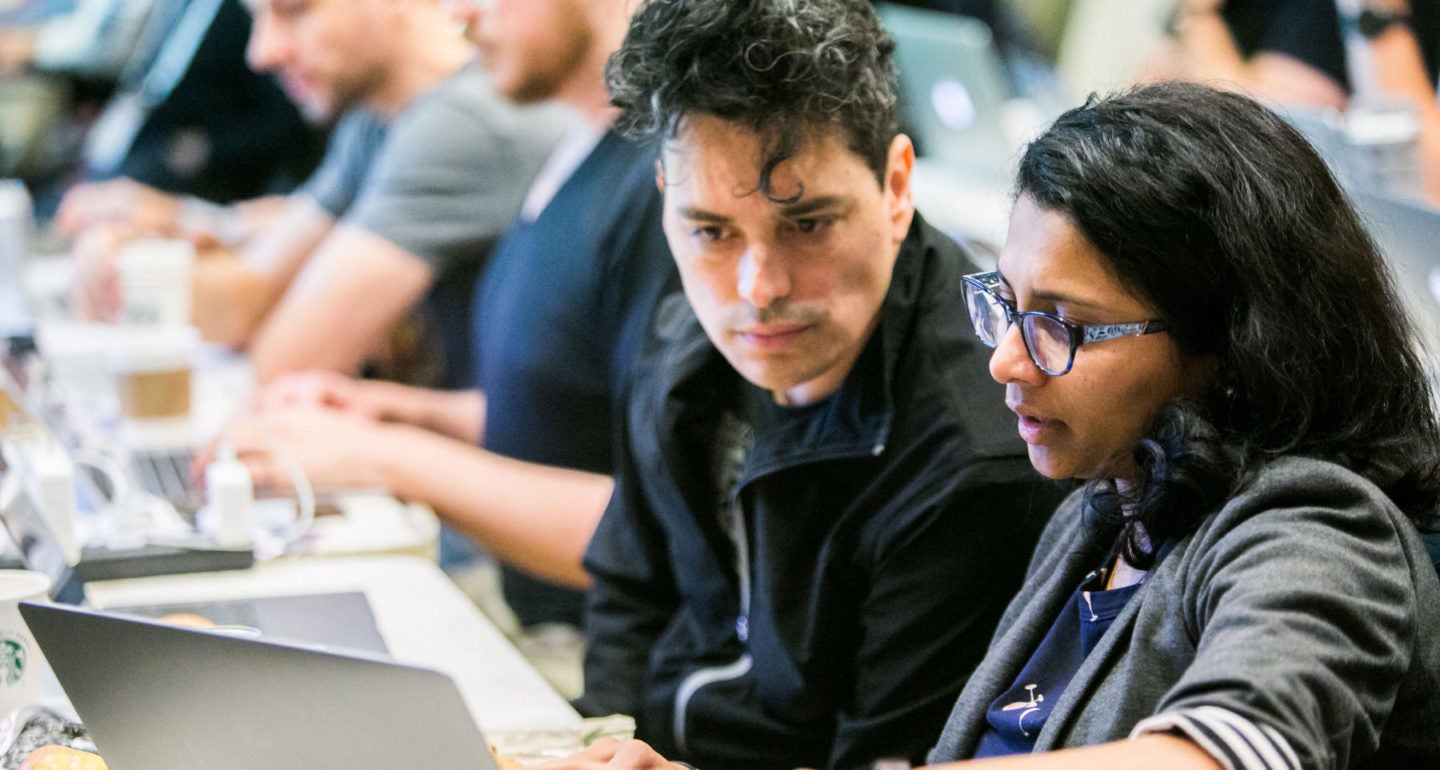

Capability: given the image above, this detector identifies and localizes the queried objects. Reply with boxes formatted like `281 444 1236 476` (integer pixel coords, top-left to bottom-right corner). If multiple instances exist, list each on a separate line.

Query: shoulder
393 62 505 127
1174 456 1428 593
310 109 388 173
588 132 662 179
890 217 1027 463
585 134 665 221
384 63 570 167
329 109 387 148
1204 456 1408 538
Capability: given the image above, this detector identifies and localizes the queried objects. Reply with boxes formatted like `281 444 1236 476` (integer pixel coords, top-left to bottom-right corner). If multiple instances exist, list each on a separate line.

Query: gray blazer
928 456 1440 770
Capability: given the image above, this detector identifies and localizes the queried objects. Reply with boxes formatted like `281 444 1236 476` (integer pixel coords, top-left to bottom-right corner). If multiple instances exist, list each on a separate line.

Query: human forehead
661 116 876 208
997 197 1149 313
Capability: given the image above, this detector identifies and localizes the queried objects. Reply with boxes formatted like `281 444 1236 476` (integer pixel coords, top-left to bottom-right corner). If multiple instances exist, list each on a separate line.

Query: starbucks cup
0 570 51 719
117 239 195 327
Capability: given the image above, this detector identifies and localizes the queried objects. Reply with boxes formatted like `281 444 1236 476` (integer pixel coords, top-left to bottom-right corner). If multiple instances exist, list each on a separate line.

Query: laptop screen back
1353 192 1440 378
21 602 498 770
877 2 1016 183
0 462 83 604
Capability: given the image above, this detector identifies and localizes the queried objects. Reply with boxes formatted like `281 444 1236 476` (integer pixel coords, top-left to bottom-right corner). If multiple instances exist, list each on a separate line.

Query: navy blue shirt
473 129 674 473
973 567 1143 757
471 130 676 624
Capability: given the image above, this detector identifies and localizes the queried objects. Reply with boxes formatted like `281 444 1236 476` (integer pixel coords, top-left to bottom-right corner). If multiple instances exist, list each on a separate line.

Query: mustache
718 300 826 328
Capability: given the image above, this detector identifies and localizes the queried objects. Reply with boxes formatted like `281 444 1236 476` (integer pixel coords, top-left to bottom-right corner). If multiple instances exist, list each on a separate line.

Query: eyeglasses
961 271 1169 376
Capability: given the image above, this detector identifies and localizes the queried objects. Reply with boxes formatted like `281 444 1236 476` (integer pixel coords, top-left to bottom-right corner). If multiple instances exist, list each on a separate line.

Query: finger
610 739 670 768
295 373 334 407
80 269 111 323
101 269 121 322
249 382 289 414
553 738 622 764
255 372 325 413
54 187 95 236
238 455 275 490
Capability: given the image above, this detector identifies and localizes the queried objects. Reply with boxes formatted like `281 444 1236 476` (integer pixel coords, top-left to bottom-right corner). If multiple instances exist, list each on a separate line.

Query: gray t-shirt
299 58 570 273
300 108 387 217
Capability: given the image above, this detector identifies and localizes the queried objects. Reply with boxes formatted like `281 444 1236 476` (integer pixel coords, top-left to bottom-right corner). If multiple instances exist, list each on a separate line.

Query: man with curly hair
574 1 1065 768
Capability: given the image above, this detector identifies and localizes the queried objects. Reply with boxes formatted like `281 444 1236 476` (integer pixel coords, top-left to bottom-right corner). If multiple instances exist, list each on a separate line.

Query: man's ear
884 134 916 244
655 158 666 193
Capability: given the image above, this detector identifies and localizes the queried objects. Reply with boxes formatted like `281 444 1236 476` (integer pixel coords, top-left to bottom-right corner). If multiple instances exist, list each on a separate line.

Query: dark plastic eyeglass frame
961 271 1169 376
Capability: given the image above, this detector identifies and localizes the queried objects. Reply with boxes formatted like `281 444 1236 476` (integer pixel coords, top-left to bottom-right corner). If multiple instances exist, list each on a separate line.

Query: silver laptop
876 2 1018 185
21 602 499 770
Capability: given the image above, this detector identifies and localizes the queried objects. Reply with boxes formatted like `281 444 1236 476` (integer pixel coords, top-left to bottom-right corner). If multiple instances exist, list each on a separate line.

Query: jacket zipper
673 499 753 754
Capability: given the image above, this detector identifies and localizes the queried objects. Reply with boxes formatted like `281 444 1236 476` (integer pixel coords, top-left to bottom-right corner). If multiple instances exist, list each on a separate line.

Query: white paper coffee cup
118 238 195 326
106 324 200 421
0 570 51 719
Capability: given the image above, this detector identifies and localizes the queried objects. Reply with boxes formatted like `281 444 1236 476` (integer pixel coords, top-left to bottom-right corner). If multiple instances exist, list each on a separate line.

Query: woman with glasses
532 81 1439 770
921 81 1440 769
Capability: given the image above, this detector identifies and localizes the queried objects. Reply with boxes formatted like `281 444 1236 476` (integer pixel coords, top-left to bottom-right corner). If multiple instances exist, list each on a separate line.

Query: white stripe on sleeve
1131 706 1299 770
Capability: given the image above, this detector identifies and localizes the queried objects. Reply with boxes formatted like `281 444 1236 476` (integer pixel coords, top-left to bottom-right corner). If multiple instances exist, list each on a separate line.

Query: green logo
0 635 27 686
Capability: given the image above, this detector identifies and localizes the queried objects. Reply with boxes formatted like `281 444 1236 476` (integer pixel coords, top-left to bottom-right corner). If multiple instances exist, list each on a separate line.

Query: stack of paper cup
117 239 195 327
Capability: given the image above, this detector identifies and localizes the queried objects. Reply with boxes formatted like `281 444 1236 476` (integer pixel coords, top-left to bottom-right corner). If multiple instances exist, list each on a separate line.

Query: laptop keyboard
130 447 204 516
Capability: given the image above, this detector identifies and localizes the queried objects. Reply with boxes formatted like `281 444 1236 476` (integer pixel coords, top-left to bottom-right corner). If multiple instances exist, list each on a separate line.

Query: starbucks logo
0 635 27 686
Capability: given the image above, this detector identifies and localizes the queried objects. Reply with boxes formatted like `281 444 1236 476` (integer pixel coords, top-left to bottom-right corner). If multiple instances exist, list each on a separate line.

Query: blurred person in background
70 0 321 205
1 0 321 214
1151 0 1440 204
60 0 565 388
206 0 675 673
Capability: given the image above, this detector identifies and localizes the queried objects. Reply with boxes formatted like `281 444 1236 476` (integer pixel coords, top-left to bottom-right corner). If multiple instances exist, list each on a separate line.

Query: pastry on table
19 745 107 770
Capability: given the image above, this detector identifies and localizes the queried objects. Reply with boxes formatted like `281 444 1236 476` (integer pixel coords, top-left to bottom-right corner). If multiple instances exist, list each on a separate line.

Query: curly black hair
1017 82 1440 567
605 0 900 200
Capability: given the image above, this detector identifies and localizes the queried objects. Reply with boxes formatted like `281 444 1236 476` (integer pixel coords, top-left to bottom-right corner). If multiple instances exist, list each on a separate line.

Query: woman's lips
1011 406 1065 445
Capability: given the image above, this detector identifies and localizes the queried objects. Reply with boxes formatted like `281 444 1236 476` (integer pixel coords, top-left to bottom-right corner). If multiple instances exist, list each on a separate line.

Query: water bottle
0 180 34 337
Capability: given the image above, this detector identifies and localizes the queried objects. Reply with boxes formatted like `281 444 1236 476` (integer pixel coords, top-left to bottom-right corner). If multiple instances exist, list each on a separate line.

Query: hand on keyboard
197 408 390 492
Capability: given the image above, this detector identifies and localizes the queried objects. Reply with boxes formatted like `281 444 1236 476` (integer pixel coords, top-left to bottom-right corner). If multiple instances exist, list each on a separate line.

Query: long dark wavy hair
1018 82 1440 567
604 0 899 200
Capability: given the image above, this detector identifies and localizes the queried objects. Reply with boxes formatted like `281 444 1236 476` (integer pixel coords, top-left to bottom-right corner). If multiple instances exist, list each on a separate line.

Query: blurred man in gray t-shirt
60 0 568 386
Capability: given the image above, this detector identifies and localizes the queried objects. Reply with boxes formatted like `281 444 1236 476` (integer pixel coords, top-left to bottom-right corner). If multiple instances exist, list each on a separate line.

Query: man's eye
693 226 724 242
795 217 833 234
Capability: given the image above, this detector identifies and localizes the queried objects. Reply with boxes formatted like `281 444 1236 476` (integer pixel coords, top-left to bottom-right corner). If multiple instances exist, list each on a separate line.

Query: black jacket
580 216 1066 770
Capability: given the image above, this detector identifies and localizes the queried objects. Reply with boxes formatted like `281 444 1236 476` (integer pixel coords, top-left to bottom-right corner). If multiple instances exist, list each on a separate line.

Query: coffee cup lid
118 239 195 274
0 569 51 601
